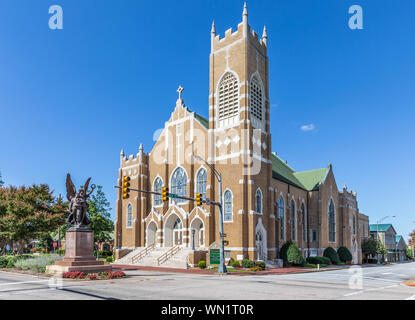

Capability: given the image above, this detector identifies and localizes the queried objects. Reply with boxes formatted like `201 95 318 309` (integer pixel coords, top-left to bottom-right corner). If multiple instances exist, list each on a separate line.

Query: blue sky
0 1 414 241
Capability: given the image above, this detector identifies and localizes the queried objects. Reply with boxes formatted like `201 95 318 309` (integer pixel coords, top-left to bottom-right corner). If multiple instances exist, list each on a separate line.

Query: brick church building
114 4 366 266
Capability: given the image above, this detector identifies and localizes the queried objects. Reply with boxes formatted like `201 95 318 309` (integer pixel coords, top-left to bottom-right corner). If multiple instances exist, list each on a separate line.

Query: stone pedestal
46 228 112 275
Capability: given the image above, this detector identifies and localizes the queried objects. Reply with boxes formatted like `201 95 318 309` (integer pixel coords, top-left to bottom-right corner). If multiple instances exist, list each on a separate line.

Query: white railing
131 243 155 264
157 245 181 266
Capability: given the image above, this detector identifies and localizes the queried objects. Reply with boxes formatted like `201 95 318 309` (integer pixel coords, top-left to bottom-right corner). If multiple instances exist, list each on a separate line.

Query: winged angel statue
66 174 95 229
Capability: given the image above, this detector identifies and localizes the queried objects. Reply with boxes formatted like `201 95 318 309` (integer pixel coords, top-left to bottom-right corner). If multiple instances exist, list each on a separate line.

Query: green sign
210 249 220 265
168 193 178 198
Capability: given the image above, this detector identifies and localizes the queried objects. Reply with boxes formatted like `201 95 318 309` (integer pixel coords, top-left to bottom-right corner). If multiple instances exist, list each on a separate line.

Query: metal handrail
157 245 181 266
131 243 155 264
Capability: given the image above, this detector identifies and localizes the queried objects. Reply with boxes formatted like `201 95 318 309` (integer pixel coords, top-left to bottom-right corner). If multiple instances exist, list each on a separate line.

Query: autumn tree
0 184 68 253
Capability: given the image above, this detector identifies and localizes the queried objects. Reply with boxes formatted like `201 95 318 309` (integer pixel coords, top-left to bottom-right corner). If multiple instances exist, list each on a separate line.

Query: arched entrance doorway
190 218 205 249
146 221 157 246
164 213 183 247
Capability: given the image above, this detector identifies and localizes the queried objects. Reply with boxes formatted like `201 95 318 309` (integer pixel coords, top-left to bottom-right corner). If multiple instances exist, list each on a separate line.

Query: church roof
271 152 329 191
183 106 209 129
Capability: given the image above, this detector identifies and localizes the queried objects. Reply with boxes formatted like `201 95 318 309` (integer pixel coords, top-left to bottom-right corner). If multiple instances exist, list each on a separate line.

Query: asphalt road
1 262 415 300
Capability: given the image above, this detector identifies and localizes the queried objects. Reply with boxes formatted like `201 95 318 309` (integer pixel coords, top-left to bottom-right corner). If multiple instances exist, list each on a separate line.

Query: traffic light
162 186 169 201
196 193 202 206
122 176 130 199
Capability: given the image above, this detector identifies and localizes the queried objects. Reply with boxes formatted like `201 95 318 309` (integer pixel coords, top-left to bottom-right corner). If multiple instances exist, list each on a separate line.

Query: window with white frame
328 199 336 242
255 189 262 214
126 203 133 228
171 167 187 204
250 76 263 121
196 168 207 200
218 72 239 128
224 190 233 221
153 177 163 206
278 196 284 240
290 200 296 241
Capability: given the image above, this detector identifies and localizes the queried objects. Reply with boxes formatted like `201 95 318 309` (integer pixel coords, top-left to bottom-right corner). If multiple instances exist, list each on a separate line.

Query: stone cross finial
177 85 184 100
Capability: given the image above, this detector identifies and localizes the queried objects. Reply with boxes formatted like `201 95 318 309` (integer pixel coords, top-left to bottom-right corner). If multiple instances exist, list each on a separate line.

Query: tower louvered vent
218 72 239 127
250 77 263 121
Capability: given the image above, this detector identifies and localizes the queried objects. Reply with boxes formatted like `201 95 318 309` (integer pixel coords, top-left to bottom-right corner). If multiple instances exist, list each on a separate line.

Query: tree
87 185 114 243
0 184 68 253
406 246 414 260
0 171 4 186
376 239 388 262
361 237 377 262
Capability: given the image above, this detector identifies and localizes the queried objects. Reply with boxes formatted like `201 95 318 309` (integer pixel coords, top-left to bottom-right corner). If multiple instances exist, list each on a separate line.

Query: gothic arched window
173 218 183 230
250 76 263 121
278 196 285 240
127 203 133 228
328 199 336 242
196 168 207 200
171 167 187 204
218 72 239 127
255 189 262 214
290 200 296 241
224 190 233 222
153 177 163 206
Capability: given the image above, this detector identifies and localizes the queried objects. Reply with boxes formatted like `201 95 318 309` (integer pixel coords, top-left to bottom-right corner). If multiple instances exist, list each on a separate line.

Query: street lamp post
194 155 227 274
376 215 396 264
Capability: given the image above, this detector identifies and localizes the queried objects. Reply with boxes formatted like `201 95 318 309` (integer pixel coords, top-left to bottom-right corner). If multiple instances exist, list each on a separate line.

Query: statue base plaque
46 229 112 276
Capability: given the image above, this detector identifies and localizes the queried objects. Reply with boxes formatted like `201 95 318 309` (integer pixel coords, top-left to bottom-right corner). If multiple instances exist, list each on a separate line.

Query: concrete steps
114 246 192 269
160 248 193 269
115 247 146 265
135 247 171 267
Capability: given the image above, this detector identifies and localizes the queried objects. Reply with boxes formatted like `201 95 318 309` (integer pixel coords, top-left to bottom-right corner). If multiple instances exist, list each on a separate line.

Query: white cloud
300 124 315 132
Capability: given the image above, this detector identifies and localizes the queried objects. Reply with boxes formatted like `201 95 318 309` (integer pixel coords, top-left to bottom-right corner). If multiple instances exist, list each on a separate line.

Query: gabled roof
294 168 329 191
184 106 209 129
271 152 329 191
369 224 393 233
396 235 406 245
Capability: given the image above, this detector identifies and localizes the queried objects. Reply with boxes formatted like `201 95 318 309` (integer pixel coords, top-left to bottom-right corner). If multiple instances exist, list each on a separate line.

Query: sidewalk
111 264 327 276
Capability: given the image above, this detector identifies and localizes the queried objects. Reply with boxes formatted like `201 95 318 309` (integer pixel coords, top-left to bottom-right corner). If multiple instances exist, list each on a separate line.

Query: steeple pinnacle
262 26 268 46
242 2 248 37
211 20 216 35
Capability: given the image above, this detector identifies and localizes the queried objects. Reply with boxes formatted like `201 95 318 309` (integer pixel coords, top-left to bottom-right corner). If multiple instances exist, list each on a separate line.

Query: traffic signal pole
114 186 218 205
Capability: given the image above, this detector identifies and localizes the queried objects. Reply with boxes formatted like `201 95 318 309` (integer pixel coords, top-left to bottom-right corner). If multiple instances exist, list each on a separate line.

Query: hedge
198 260 206 269
286 244 304 266
323 247 340 264
254 261 266 270
338 246 353 262
306 256 331 265
231 260 241 268
279 240 294 263
241 259 255 268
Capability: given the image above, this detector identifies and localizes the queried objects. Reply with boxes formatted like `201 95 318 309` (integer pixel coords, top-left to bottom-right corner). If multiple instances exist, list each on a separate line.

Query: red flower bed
62 271 86 279
62 270 126 280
